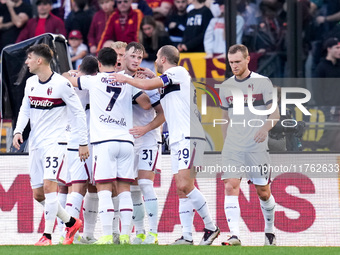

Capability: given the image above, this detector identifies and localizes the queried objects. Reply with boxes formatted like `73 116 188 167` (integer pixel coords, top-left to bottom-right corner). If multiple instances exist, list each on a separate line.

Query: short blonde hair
110 41 127 50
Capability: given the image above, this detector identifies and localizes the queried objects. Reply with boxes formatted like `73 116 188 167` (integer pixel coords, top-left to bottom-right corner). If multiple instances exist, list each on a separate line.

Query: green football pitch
1 245 340 255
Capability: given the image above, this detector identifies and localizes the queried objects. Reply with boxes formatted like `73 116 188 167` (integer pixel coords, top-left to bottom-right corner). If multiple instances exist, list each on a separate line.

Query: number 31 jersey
78 72 142 144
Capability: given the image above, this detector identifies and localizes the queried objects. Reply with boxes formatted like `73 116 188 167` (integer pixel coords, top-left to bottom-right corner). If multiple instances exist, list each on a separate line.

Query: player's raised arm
110 73 163 90
62 71 79 87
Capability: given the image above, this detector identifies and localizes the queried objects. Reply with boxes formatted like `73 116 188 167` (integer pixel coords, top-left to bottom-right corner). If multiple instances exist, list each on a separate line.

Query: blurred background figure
165 0 187 47
87 0 114 55
16 0 65 43
68 29 88 69
139 15 171 71
0 0 32 51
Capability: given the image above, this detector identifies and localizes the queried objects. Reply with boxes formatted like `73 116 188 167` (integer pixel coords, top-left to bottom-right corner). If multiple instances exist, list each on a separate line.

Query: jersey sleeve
148 89 161 107
132 86 143 100
262 78 274 105
61 79 88 146
13 82 31 134
78 75 95 91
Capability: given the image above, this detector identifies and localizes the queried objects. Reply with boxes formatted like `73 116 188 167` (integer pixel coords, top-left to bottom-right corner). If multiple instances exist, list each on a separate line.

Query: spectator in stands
0 0 32 52
204 0 245 59
65 0 94 46
146 0 172 22
313 37 340 106
133 0 153 16
87 0 114 55
205 0 220 17
177 0 213 52
139 15 171 71
97 0 143 50
68 29 88 69
16 0 66 43
165 0 187 47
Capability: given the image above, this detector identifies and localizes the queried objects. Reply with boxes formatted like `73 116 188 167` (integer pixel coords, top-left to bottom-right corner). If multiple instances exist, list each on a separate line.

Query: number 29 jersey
78 72 142 144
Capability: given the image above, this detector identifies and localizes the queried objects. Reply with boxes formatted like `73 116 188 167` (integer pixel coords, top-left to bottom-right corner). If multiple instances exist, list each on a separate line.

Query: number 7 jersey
78 72 143 144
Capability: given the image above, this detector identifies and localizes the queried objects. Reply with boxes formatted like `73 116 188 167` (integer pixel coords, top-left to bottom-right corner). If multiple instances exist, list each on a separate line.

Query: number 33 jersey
78 72 142 144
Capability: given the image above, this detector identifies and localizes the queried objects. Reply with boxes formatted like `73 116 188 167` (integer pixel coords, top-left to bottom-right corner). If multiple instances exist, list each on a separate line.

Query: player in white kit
12 44 88 245
63 47 151 244
219 44 279 246
57 55 99 244
110 41 128 244
121 42 165 245
110 45 220 245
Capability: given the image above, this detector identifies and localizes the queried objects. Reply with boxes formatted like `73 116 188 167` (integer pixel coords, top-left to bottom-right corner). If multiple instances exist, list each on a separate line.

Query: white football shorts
93 141 134 183
29 143 66 189
134 143 160 178
170 138 206 174
221 150 272 186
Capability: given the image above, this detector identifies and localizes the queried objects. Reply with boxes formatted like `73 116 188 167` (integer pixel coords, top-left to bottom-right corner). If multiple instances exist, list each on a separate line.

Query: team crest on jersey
66 83 71 88
31 87 35 92
47 87 53 95
248 84 254 91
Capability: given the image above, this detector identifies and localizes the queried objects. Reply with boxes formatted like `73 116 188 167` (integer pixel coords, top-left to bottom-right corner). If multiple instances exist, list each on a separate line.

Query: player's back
160 66 205 145
79 72 139 144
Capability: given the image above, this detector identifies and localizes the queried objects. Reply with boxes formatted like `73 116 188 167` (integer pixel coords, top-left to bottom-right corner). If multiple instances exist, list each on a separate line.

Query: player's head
124 42 145 74
25 44 53 73
97 47 117 68
155 45 179 74
78 55 99 75
227 44 250 77
111 41 127 72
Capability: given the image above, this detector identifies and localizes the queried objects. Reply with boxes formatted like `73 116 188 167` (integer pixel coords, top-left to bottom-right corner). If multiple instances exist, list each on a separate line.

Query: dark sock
43 233 52 240
65 217 76 227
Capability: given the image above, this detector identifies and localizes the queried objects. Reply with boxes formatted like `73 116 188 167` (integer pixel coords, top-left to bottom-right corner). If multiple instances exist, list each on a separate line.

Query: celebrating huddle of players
13 42 278 246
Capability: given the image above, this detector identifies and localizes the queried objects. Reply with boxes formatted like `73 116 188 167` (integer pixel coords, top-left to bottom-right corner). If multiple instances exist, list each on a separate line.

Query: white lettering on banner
29 99 53 108
0 155 340 245
210 85 312 116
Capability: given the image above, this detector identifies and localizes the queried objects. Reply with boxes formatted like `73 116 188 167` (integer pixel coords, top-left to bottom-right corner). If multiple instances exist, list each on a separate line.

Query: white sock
98 190 114 236
179 198 194 241
131 185 145 235
57 193 67 235
138 179 158 234
187 187 216 231
118 191 133 235
65 192 84 219
44 192 58 234
57 202 71 225
83 192 98 239
260 194 276 233
112 196 120 234
224 195 240 237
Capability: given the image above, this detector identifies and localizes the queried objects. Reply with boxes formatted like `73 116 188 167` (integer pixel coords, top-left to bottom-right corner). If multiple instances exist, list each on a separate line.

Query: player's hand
254 129 268 143
13 133 23 150
129 126 149 138
68 69 78 77
79 145 89 162
137 67 156 79
110 73 127 83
